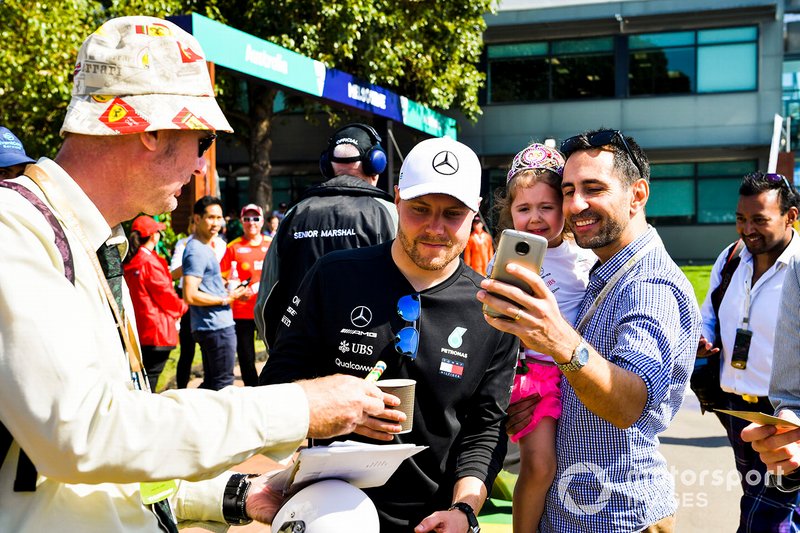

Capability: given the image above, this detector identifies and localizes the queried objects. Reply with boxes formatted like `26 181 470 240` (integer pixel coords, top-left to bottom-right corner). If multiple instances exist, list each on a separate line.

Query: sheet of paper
716 409 800 428
267 441 426 495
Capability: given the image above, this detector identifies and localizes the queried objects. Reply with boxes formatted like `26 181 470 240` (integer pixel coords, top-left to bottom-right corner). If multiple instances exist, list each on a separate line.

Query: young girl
498 143 596 533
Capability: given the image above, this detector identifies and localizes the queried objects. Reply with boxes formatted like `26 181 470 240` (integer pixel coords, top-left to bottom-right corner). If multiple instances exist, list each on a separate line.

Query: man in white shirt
697 171 800 531
0 16 399 532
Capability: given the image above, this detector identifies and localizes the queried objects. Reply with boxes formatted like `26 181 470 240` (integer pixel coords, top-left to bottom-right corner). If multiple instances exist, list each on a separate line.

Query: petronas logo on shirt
448 327 467 349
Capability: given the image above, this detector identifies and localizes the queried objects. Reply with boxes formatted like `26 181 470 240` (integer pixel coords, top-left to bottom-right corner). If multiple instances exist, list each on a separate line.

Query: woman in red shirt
123 216 188 392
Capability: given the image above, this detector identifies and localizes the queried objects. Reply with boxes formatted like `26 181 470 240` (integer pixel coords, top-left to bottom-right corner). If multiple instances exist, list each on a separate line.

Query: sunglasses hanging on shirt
394 294 421 361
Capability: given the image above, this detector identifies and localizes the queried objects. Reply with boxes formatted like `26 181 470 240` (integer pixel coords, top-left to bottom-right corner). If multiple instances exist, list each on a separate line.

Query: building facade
460 0 786 261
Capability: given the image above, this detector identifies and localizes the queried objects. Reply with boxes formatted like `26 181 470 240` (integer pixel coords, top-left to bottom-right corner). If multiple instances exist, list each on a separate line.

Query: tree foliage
1 1 494 210
217 0 492 121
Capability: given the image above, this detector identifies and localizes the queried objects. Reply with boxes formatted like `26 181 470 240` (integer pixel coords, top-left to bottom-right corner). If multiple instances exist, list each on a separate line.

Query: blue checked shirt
542 228 702 532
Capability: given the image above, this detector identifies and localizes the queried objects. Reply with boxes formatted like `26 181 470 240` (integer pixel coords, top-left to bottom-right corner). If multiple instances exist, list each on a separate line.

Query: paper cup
377 379 416 433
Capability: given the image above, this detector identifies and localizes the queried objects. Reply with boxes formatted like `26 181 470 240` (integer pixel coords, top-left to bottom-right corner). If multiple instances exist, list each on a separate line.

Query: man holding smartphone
479 129 701 532
697 172 800 530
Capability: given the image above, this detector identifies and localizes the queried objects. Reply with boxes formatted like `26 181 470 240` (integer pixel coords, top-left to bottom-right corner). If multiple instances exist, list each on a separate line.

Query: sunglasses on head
762 173 793 191
242 216 261 222
394 294 420 361
198 133 217 158
560 130 643 179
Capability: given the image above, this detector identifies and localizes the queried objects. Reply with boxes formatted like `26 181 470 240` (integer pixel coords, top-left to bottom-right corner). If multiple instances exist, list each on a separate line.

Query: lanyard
23 165 147 390
575 236 658 334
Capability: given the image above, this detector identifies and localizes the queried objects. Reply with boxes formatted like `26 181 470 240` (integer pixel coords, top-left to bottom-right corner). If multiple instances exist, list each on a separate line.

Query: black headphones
319 123 387 179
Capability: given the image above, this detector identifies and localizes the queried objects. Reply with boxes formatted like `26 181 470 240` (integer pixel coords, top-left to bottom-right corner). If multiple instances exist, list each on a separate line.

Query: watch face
577 344 590 365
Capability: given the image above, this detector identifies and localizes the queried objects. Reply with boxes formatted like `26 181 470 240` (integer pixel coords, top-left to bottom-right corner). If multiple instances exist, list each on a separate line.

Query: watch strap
222 473 257 525
449 501 480 532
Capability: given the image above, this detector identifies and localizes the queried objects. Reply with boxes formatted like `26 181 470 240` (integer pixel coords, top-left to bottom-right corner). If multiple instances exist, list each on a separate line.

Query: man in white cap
261 137 518 533
0 16 400 532
220 202 270 386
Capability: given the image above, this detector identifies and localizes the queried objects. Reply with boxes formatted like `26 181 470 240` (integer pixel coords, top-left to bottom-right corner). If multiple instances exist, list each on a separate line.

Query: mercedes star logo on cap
350 306 373 328
432 151 459 176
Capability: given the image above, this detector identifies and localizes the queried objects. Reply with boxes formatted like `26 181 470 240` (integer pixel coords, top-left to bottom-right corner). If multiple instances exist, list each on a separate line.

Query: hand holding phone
482 229 548 319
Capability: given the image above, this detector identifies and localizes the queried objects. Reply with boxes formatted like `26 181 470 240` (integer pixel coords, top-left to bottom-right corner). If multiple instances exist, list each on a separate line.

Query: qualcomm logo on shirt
557 462 612 516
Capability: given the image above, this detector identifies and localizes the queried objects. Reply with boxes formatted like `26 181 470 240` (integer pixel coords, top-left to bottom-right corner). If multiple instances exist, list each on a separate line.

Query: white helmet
272 479 380 533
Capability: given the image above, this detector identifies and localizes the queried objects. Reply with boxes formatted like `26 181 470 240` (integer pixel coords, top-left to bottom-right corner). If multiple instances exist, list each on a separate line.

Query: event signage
173 13 456 139
175 13 325 97
322 69 403 122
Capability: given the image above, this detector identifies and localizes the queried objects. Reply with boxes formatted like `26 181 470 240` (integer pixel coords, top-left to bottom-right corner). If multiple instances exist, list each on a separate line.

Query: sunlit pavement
185 362 742 532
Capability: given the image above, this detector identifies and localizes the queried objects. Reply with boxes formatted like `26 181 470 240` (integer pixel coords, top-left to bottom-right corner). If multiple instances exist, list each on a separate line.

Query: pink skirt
509 362 562 442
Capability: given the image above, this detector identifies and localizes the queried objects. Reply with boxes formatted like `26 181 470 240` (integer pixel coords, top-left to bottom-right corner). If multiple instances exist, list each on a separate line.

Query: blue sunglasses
394 294 421 360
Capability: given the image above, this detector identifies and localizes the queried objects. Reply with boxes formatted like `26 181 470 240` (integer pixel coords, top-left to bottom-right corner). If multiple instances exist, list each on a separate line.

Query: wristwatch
556 340 590 372
449 502 480 533
222 473 257 525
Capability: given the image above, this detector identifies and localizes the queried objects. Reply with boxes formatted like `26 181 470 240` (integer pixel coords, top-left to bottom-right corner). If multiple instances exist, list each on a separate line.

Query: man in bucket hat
0 16 398 532
0 126 35 180
261 137 518 533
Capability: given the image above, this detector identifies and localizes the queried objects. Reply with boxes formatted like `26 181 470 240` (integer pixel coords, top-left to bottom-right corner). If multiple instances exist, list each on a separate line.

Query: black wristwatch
449 501 480 533
222 473 257 525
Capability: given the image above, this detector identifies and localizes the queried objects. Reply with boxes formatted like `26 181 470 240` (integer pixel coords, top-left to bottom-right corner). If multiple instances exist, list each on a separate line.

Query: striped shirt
542 227 702 532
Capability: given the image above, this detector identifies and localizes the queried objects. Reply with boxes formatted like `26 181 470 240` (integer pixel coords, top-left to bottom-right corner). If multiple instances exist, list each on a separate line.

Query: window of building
487 37 615 102
487 25 758 103
647 160 757 225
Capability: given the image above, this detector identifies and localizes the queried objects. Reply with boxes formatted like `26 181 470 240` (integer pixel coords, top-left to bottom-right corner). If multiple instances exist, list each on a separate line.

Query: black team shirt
260 241 518 532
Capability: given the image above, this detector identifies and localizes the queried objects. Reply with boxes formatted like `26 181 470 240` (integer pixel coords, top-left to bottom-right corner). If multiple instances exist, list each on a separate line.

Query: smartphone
482 229 548 319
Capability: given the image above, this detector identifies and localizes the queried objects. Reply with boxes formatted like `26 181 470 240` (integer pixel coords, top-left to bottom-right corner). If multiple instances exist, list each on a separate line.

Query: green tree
0 1 104 159
212 0 495 210
1 1 494 212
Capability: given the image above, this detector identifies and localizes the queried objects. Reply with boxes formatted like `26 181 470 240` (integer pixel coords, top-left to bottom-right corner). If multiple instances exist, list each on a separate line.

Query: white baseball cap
62 16 232 136
398 137 482 211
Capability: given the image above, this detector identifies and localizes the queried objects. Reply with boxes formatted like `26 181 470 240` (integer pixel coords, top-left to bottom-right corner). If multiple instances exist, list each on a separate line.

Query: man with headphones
255 123 398 347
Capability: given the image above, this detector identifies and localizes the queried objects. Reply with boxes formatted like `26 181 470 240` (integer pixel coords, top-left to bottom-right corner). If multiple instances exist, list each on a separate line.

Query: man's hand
697 335 720 358
230 285 250 301
477 262 580 362
244 472 285 524
506 394 540 437
414 509 467 533
298 374 402 439
742 410 800 476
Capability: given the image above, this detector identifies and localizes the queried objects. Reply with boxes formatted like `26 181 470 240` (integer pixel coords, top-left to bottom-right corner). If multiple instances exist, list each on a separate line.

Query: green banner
190 13 324 97
401 97 457 139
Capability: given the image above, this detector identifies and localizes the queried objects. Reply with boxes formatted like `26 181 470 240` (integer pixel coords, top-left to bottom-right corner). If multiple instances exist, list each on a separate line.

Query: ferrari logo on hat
135 23 172 36
99 97 150 133
172 108 213 130
177 42 204 63
432 151 459 175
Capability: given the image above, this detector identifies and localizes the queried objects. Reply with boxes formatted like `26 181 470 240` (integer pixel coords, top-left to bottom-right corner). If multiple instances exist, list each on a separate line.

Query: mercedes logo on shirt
350 306 373 328
432 151 459 175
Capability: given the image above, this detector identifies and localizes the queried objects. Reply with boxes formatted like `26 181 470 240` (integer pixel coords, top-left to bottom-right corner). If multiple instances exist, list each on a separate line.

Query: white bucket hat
398 137 482 211
61 16 232 135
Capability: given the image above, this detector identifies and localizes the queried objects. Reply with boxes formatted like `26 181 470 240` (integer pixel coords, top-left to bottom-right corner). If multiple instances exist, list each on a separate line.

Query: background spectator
0 126 35 180
220 204 270 386
123 215 188 392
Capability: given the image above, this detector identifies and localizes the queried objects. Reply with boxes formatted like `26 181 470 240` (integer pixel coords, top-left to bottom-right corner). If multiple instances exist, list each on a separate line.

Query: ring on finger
513 308 523 321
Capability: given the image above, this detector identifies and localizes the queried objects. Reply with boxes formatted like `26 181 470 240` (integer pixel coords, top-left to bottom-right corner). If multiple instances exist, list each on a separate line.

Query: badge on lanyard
140 480 179 505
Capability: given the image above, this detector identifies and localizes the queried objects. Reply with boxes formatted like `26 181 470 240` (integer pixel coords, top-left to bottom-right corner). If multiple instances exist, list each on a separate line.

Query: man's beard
568 209 625 250
397 226 464 271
